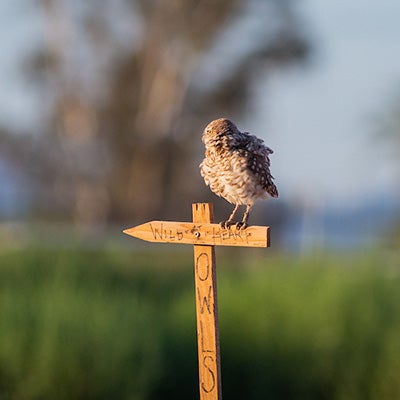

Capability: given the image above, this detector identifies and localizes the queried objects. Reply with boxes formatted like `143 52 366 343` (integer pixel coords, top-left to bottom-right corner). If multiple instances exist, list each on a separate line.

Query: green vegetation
0 248 399 399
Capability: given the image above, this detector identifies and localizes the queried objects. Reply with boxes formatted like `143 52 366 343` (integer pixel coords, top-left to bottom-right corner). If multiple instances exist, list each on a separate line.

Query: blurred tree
0 0 310 224
376 87 400 246
377 89 400 177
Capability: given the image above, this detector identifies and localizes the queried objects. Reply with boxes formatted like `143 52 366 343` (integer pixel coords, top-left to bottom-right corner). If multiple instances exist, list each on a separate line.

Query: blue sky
248 0 400 205
0 1 41 131
0 0 399 208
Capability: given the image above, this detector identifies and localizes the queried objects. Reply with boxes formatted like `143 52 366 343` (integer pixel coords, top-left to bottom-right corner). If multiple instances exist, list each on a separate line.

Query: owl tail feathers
268 184 279 198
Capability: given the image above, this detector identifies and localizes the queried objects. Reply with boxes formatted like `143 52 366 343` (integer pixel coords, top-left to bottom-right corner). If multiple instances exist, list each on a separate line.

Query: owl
200 118 278 229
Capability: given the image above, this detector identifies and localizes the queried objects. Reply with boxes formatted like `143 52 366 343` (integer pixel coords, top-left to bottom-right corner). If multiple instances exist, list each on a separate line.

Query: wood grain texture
122 202 273 400
192 203 222 400
123 221 270 248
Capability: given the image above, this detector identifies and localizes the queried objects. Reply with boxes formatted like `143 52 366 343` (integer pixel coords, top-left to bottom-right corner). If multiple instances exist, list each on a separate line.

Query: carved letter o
196 252 210 281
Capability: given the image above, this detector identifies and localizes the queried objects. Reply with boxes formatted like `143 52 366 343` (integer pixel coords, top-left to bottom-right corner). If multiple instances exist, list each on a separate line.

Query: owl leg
220 204 240 229
235 204 252 230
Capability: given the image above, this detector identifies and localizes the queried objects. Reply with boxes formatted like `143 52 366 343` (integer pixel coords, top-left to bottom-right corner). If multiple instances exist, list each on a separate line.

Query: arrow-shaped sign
123 203 272 400
123 220 270 248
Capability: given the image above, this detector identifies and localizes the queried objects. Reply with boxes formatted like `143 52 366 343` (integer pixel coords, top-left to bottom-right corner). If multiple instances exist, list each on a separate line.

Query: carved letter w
197 285 213 314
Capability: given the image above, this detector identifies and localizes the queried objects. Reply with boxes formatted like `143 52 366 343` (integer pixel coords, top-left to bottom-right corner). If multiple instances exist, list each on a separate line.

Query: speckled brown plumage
200 118 278 229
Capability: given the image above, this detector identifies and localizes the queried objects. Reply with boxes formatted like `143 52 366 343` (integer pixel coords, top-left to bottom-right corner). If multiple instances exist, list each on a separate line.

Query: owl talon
235 222 248 230
220 220 234 230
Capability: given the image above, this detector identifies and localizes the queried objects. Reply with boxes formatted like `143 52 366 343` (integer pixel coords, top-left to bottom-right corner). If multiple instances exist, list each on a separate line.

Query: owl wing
235 132 279 198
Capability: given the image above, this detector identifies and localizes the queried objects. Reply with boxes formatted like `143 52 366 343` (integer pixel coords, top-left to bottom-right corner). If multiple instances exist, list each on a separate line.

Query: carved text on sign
195 250 217 396
124 220 269 248
150 222 252 244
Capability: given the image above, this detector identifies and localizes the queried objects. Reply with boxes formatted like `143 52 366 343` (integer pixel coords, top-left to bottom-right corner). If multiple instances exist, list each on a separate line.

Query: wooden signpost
123 203 270 400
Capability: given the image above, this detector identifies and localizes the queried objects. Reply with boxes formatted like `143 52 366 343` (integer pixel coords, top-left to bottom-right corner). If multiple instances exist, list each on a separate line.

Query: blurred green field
0 247 399 400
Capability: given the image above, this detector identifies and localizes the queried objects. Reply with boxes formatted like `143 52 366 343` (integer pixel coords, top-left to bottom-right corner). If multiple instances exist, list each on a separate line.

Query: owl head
202 118 240 145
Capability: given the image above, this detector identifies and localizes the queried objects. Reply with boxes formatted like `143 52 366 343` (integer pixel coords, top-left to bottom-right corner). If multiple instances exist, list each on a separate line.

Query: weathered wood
192 203 222 400
123 202 272 400
123 221 270 248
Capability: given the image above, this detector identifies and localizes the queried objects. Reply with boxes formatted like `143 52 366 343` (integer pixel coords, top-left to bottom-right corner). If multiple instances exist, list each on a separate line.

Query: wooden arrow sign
123 220 270 248
123 203 271 400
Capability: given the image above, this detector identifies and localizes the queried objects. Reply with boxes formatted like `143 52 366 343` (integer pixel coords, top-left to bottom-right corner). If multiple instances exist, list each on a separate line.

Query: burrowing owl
200 118 278 229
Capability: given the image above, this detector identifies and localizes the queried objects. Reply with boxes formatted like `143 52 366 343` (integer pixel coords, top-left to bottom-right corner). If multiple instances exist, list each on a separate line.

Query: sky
0 0 399 209
0 1 42 131
249 0 400 206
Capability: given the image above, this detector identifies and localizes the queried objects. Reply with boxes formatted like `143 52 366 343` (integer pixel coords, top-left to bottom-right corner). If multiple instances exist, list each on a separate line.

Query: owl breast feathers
200 118 278 207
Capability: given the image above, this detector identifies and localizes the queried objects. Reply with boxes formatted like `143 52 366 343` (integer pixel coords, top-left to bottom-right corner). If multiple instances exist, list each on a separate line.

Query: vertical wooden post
192 203 222 400
124 203 270 399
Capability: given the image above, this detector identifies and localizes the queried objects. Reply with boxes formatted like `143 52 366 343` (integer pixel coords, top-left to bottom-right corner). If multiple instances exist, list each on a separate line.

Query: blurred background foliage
0 0 309 224
1 249 400 400
0 0 400 399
